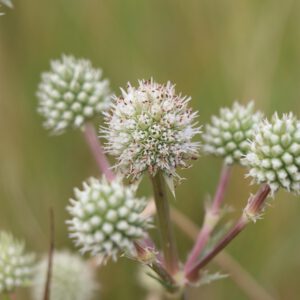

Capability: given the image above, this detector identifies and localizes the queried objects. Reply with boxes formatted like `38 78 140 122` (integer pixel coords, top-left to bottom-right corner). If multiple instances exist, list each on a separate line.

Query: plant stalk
151 172 179 275
44 208 55 300
184 164 231 274
83 122 115 181
186 184 271 281
170 206 275 300
211 164 231 213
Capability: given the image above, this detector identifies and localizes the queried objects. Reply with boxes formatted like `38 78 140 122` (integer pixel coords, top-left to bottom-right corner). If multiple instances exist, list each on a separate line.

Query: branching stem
186 184 271 281
184 164 231 274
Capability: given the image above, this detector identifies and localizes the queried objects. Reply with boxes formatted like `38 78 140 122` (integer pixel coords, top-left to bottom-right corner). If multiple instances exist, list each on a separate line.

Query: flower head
31 251 97 300
0 231 35 294
37 55 111 134
203 101 262 165
67 177 151 261
103 79 200 180
244 113 300 194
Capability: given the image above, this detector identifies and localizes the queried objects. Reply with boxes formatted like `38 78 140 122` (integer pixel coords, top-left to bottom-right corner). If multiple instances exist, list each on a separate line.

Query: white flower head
0 231 35 294
31 251 97 300
203 101 262 165
37 55 112 134
103 79 200 180
244 113 300 194
67 177 151 261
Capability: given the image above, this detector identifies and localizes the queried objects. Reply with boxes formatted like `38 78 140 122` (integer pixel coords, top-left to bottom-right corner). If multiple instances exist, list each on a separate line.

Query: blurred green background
1 0 300 299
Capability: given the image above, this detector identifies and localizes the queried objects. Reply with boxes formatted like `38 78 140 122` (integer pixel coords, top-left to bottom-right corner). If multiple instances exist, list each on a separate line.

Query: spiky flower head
67 177 151 261
31 251 97 300
203 101 262 165
103 79 200 181
37 55 111 134
0 231 34 294
244 113 300 194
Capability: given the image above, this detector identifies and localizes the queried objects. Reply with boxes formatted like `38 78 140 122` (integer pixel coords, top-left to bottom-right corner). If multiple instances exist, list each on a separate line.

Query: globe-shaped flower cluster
37 55 111 134
0 231 34 294
103 79 200 180
32 251 97 300
244 113 300 194
202 101 262 165
67 177 151 261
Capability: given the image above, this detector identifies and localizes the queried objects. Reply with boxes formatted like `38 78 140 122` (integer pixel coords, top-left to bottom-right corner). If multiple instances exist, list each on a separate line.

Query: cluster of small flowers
203 102 300 195
34 53 300 296
37 55 111 134
103 79 200 180
32 251 97 300
67 177 151 261
0 232 34 294
203 101 262 165
244 113 300 194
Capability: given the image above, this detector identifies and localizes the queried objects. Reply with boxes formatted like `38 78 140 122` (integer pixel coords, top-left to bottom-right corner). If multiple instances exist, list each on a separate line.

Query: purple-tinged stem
184 164 231 274
171 206 275 300
83 122 115 182
211 164 231 213
186 184 271 282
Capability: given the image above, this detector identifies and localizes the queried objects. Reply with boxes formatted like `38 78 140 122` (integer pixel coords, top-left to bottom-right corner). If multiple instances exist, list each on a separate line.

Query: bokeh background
1 0 300 299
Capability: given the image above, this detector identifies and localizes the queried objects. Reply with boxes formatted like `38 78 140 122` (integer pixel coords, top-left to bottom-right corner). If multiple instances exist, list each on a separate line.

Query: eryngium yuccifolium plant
32 251 97 300
37 55 111 134
244 113 300 194
0 231 34 294
103 79 200 180
203 101 262 165
67 177 151 261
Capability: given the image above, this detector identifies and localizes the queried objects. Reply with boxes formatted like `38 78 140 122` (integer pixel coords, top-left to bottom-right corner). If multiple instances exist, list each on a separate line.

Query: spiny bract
0 231 34 294
244 113 300 194
203 101 262 165
103 79 200 180
31 251 97 300
37 55 111 134
67 177 151 261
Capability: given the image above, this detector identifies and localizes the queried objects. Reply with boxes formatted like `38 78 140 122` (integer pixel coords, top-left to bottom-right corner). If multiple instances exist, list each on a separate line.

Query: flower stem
184 164 231 274
170 206 275 300
151 172 179 275
44 208 55 300
186 184 271 282
211 164 231 214
83 122 115 181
